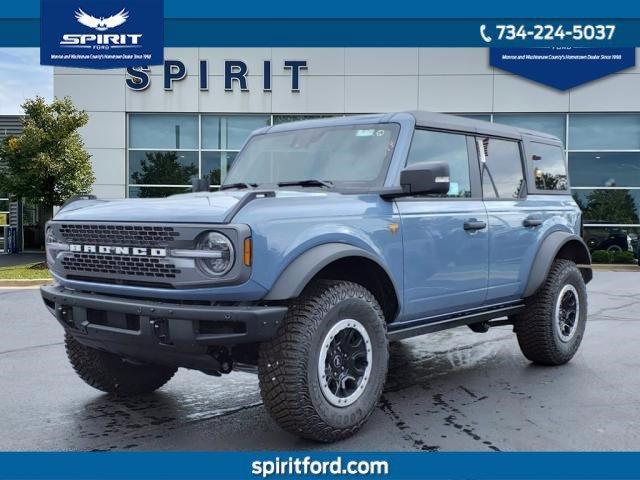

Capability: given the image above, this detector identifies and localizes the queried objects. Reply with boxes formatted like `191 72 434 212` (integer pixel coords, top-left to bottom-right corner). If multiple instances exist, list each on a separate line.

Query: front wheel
514 259 588 365
65 334 177 396
258 280 389 442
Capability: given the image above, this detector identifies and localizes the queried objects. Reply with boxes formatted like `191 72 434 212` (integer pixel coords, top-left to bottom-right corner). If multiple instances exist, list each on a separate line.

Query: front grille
59 223 179 247
61 253 180 279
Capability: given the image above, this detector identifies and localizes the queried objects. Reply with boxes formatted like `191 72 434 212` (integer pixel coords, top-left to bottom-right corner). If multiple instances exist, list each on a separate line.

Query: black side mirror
400 161 450 196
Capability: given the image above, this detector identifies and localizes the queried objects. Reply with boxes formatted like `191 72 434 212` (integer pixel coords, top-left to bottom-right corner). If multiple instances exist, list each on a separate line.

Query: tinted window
129 114 198 149
201 115 270 150
407 130 471 197
568 152 640 188
478 138 525 199
569 114 640 150
529 142 568 191
573 189 640 224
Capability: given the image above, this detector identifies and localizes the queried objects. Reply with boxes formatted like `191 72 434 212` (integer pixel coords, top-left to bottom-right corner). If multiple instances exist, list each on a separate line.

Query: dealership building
10 47 640 253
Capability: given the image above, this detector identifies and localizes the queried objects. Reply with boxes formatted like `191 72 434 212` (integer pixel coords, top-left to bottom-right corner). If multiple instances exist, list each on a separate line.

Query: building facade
52 47 640 257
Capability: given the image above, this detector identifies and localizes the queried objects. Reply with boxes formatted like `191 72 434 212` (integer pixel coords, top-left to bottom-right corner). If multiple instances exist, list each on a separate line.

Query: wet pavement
1 272 639 451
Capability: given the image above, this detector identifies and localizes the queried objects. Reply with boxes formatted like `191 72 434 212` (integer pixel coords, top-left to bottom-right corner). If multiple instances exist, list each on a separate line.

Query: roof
263 111 561 144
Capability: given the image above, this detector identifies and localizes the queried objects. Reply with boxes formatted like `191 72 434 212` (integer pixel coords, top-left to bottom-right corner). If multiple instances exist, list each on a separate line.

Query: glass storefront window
569 114 640 150
572 189 640 225
202 151 238 186
201 115 270 150
128 186 192 198
568 152 640 187
130 114 198 150
582 226 639 259
129 150 198 185
493 114 566 142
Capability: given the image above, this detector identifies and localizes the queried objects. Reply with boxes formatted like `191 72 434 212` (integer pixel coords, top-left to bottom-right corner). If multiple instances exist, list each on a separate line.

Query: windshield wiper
220 182 258 190
277 179 334 188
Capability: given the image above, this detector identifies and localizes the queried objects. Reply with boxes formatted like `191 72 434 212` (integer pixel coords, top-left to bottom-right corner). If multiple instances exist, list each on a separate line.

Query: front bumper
41 284 287 371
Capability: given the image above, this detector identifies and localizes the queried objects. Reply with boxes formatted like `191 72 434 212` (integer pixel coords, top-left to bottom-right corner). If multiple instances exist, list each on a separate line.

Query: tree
0 96 95 217
582 189 639 225
130 151 197 198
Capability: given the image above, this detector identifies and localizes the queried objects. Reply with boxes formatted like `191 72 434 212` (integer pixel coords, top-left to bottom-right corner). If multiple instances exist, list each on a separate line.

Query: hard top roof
263 111 562 144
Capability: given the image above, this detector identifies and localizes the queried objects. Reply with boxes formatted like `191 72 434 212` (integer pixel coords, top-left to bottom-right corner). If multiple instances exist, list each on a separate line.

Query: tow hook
210 347 233 374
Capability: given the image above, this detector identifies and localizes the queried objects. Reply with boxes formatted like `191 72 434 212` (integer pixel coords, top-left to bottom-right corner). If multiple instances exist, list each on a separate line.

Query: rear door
477 136 540 303
396 129 489 320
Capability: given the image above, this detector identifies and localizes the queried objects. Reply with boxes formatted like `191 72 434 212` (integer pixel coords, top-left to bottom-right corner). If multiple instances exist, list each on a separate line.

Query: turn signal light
243 238 252 266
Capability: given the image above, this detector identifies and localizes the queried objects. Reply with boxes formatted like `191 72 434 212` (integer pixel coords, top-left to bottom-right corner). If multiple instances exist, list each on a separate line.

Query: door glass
529 142 568 191
406 129 471 197
478 138 525 199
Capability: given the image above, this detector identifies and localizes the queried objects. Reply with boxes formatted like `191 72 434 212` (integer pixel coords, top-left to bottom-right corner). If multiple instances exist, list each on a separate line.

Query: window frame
523 138 571 195
394 127 482 202
475 135 528 201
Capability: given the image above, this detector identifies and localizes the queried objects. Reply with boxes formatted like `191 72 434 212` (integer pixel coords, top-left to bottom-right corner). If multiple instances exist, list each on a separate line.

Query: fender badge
388 223 399 235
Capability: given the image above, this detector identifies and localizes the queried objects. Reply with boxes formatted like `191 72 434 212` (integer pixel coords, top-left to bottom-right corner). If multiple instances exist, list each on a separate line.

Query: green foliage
0 97 95 207
131 151 197 198
612 251 636 264
591 250 611 264
580 189 639 224
591 249 638 264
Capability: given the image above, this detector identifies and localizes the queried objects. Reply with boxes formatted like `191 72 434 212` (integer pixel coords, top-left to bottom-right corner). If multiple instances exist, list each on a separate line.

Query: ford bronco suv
42 111 592 442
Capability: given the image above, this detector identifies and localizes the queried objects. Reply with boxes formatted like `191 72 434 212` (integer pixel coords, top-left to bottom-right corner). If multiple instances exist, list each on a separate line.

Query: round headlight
196 232 235 276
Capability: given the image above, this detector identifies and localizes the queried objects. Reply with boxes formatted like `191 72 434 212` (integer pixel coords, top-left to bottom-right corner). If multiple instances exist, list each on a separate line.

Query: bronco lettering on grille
69 244 167 257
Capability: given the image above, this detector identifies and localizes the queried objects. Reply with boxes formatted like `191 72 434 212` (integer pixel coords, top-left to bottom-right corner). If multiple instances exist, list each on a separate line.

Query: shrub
612 251 636 264
591 250 611 264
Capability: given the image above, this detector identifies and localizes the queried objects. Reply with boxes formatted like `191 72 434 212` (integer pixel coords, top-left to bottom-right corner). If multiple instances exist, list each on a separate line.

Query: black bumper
41 284 287 371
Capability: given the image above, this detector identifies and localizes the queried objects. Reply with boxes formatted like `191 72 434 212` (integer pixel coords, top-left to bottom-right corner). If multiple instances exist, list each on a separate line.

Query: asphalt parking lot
1 271 639 451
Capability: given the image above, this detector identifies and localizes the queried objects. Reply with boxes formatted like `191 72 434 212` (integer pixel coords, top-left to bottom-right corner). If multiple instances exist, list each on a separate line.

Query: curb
0 279 52 287
591 264 639 272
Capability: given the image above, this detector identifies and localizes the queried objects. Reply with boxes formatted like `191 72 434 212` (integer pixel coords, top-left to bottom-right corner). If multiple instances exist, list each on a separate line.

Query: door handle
463 219 487 231
523 218 543 228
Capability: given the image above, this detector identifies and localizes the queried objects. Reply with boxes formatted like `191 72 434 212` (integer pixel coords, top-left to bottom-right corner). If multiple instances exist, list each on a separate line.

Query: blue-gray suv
42 111 592 442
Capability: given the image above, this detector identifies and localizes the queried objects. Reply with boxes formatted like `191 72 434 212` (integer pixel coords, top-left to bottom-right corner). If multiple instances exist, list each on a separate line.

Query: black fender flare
523 231 592 298
264 242 399 302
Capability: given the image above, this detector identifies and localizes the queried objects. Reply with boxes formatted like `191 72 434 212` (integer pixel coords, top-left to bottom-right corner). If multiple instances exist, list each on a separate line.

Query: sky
0 48 53 115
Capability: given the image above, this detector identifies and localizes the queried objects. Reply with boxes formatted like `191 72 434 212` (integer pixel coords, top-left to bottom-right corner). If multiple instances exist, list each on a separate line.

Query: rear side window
477 137 525 200
407 129 471 198
529 142 568 191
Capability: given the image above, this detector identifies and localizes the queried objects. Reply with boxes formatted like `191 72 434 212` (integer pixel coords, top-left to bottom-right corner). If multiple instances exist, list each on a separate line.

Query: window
569 114 640 150
493 114 566 143
573 189 640 225
568 152 640 188
478 138 525 200
406 129 471 197
529 142 568 191
582 226 639 259
127 114 269 197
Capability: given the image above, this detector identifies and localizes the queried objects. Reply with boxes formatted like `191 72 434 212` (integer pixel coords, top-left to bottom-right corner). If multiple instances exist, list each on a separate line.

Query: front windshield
224 123 400 188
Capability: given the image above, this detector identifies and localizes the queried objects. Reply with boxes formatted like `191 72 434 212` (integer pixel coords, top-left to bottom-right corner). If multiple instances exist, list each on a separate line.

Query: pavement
0 272 638 451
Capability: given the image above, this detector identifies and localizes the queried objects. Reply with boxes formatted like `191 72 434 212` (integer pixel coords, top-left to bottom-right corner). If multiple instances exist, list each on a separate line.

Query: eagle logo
74 8 129 31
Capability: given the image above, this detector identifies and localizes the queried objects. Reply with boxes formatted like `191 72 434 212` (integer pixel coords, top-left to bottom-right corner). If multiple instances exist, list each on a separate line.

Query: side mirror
397 161 451 197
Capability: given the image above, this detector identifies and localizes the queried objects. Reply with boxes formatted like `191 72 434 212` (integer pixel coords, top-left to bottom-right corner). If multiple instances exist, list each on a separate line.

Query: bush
591 250 611 264
612 251 636 264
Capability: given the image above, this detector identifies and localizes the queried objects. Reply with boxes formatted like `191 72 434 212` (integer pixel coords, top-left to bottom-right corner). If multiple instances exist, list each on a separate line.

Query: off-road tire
258 280 388 442
514 259 587 365
65 333 177 396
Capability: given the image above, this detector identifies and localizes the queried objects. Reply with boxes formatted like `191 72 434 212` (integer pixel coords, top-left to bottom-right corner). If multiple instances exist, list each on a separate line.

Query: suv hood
53 190 326 224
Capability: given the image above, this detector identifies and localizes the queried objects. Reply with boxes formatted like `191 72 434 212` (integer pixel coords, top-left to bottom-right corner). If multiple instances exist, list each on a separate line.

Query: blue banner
40 0 163 68
490 47 636 90
2 452 640 479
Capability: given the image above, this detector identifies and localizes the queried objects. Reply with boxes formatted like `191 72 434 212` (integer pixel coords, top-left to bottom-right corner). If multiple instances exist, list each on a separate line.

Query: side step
388 303 524 341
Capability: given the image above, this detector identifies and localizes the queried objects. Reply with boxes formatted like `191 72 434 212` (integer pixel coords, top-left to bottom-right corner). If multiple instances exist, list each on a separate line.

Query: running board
388 303 524 341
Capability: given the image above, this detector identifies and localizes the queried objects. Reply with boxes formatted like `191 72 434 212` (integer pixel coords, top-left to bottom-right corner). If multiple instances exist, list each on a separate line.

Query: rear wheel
65 334 177 396
258 280 388 442
514 259 587 365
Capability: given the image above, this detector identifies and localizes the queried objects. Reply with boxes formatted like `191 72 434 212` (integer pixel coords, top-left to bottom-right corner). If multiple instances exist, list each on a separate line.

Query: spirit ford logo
69 245 167 257
60 8 143 48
